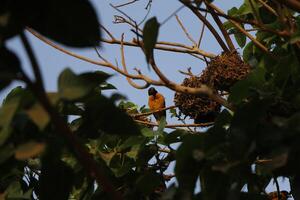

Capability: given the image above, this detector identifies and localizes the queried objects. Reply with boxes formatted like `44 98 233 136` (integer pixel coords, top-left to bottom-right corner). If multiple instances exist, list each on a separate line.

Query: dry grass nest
202 51 251 91
174 76 221 123
174 51 251 123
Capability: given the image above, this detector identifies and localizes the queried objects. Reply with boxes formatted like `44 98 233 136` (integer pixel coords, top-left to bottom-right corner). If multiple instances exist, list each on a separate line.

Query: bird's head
148 87 157 96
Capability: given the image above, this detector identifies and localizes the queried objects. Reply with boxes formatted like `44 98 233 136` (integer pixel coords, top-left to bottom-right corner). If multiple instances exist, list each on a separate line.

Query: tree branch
205 3 270 53
204 1 236 51
134 119 214 128
180 0 230 52
120 34 149 89
20 32 44 90
275 0 300 13
131 105 176 118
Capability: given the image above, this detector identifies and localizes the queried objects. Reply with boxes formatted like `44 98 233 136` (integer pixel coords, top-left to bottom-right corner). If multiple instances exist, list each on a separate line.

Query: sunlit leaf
26 103 50 130
14 141 46 160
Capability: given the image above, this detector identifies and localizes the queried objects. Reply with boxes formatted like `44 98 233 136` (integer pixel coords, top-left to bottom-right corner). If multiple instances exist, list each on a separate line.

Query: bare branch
274 0 300 13
198 12 207 48
256 0 278 16
26 28 232 110
120 33 149 89
131 105 177 118
26 28 162 86
104 38 216 58
114 0 140 8
99 24 116 41
134 119 214 128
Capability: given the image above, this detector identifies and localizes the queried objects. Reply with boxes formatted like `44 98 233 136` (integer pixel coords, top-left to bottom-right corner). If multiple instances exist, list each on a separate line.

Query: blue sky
1 0 291 195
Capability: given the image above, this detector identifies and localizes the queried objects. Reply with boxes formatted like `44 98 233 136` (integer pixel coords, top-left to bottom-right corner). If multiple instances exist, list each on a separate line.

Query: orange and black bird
148 87 166 123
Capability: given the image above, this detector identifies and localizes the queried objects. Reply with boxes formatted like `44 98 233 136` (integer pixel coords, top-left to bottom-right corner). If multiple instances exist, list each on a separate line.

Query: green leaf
175 135 205 196
99 151 116 166
164 129 188 144
156 116 166 135
29 0 101 47
223 21 235 30
109 155 133 177
238 0 252 16
6 181 32 200
141 127 155 138
229 67 266 104
26 103 50 130
227 7 239 17
234 28 247 48
0 87 24 146
0 144 14 164
143 17 160 63
58 68 110 100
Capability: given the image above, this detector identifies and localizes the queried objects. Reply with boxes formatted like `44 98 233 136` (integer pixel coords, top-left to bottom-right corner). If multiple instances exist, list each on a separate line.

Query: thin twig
274 176 281 200
256 0 278 16
114 0 139 8
195 5 289 37
206 3 270 54
99 24 116 41
132 105 176 118
120 33 149 89
175 15 198 46
26 28 162 85
204 1 235 51
20 32 44 90
198 12 207 48
160 5 185 26
180 0 229 52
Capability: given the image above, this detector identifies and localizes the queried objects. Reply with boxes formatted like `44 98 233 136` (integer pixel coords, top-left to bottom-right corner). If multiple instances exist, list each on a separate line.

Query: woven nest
202 51 251 91
174 75 221 124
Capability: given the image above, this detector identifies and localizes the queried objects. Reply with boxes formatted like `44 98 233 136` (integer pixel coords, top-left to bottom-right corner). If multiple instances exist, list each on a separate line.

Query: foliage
1 0 300 200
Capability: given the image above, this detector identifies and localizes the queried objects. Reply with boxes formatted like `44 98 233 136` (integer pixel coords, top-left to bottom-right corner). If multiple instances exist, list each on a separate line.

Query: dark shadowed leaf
164 129 188 145
58 68 110 100
136 171 162 195
175 135 205 198
39 143 74 200
29 0 101 47
81 95 140 136
234 30 247 48
0 46 20 90
143 17 160 63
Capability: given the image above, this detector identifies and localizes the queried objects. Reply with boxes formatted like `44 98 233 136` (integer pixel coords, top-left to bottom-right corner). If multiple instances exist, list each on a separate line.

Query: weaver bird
148 87 166 123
